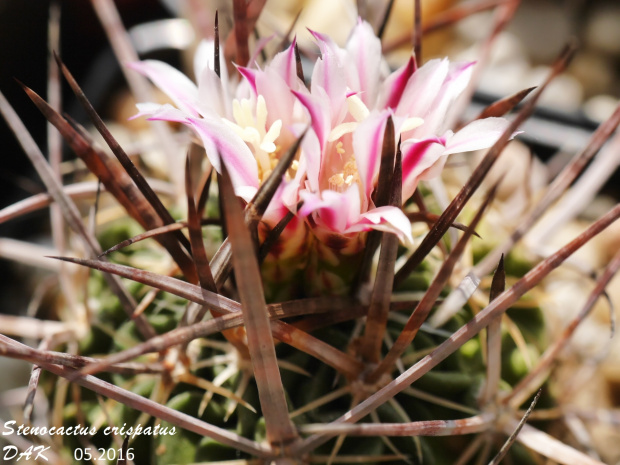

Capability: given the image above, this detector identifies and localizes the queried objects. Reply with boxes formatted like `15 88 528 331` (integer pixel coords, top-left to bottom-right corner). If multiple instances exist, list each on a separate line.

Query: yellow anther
329 173 345 189
343 159 357 178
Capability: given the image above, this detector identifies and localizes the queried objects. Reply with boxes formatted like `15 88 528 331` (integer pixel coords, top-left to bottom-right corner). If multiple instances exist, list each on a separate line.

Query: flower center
223 94 283 183
329 94 425 143
328 143 359 192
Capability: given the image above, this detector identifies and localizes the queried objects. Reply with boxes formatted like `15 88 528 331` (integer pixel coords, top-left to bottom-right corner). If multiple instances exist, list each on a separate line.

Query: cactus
1 1 620 464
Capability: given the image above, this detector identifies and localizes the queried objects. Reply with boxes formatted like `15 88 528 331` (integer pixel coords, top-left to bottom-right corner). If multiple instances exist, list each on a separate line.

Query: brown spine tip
214 10 221 78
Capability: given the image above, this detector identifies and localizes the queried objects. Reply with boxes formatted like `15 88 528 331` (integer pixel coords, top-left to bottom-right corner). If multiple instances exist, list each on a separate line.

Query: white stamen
327 95 372 142
264 119 282 148
260 140 277 153
400 117 425 133
347 94 370 122
329 122 358 142
232 99 244 127
240 99 253 127
256 95 268 130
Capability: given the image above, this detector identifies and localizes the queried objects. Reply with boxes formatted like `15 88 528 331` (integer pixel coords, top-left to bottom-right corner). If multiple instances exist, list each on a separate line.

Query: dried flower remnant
130 20 511 298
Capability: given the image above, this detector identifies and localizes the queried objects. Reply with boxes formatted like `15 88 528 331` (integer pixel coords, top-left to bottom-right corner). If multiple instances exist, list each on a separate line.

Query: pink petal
352 109 391 203
270 37 304 89
292 89 330 150
236 66 258 95
145 107 260 195
308 29 342 60
299 191 343 232
128 60 200 117
299 185 360 233
185 116 259 192
414 61 475 136
346 19 382 106
378 56 416 110
144 103 191 122
309 29 348 124
439 61 475 101
131 102 167 120
396 58 449 119
298 190 323 217
256 67 299 127
401 137 446 201
346 206 413 246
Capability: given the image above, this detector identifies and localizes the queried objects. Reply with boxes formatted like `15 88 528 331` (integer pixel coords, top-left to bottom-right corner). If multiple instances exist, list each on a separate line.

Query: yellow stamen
329 173 345 190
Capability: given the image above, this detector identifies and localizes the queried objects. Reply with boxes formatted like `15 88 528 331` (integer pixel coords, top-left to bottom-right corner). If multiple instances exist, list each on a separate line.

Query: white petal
131 102 164 120
444 117 512 155
198 67 229 118
128 60 200 117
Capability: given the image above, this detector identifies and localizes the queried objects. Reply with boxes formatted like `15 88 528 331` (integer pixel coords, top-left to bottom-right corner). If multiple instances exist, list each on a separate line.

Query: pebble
455 11 494 43
569 52 616 99
583 94 620 123
487 32 528 67
585 4 620 56
508 1 573 63
478 60 530 96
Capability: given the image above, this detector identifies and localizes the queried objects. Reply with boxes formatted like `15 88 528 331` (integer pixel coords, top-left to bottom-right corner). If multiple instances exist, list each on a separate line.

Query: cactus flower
130 20 510 298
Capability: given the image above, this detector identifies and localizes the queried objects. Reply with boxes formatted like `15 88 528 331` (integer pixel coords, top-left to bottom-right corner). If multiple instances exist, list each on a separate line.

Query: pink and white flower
129 20 511 296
